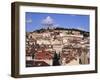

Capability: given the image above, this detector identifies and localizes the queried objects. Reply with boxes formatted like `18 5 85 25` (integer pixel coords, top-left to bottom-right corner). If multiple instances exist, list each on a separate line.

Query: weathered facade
26 28 90 67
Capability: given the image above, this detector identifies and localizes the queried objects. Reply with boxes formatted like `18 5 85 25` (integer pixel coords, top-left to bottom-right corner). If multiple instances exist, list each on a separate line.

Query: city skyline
26 12 90 32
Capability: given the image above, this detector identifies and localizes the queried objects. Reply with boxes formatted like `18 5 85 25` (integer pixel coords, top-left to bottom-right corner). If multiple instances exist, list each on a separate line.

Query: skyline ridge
26 12 89 32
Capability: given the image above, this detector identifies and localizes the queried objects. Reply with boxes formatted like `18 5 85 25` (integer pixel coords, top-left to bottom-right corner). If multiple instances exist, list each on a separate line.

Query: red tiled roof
34 50 53 60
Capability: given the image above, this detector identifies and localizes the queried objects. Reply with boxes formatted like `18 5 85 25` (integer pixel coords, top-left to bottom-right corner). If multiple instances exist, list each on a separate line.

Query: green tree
53 52 60 66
